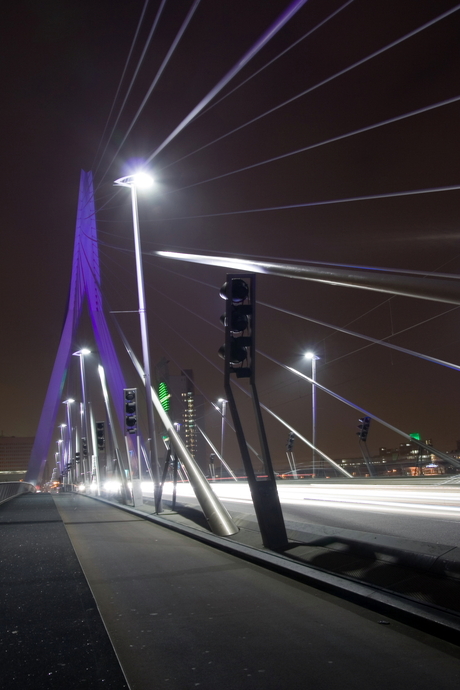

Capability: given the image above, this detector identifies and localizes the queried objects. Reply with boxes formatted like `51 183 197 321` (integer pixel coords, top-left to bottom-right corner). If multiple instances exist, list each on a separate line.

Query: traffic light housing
96 421 105 451
219 276 254 379
357 417 371 442
286 432 295 451
81 437 88 457
124 388 137 435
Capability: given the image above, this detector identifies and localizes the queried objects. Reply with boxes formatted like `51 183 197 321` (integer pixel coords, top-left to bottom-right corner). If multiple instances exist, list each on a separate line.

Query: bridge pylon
26 171 130 485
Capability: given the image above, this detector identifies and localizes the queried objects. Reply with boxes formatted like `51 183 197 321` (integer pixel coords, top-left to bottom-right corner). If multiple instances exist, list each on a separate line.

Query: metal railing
0 482 36 504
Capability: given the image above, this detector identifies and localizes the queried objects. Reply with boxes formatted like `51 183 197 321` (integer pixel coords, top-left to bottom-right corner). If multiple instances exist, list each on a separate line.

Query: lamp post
63 399 74 487
73 349 92 488
114 172 162 512
304 352 320 478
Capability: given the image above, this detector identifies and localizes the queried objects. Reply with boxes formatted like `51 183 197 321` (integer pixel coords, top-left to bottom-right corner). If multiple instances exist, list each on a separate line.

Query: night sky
2 0 460 471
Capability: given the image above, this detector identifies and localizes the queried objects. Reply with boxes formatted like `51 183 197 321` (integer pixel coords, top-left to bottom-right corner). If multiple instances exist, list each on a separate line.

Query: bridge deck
2 492 460 689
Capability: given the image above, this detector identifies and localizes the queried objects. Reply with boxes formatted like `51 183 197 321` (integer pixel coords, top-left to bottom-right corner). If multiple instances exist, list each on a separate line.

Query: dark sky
2 0 460 470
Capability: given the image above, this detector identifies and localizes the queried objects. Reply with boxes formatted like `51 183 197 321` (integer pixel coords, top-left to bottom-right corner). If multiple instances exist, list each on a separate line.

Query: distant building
0 436 34 482
155 360 206 471
338 439 459 477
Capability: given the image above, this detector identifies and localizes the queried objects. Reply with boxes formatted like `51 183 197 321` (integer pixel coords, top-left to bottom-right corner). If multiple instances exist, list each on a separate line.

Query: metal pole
97 365 130 504
130 184 162 513
311 356 316 478
222 273 288 550
58 426 67 488
118 344 238 536
196 424 238 481
88 402 101 495
220 399 226 471
289 451 298 479
78 354 91 488
78 403 84 483
57 440 63 481
64 402 73 488
172 453 178 511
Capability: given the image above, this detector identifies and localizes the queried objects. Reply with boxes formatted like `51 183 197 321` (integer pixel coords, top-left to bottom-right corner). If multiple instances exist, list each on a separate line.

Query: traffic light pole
221 274 288 550
357 417 375 477
311 355 317 478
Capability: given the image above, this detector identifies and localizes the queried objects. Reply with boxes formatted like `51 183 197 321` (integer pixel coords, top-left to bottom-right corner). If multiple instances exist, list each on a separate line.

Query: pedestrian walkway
2 492 460 690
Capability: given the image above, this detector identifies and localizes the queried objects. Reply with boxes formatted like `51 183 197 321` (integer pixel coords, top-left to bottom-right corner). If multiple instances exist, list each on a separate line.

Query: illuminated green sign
409 433 421 441
158 382 171 412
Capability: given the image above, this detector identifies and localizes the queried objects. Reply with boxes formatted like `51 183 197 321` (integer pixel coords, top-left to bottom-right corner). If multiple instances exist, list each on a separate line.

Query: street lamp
304 351 320 478
63 399 74 487
114 171 161 512
73 349 92 487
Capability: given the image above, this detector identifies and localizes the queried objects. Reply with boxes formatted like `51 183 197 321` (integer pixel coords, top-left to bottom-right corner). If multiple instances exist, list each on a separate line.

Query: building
155 360 206 471
338 439 459 477
0 436 34 482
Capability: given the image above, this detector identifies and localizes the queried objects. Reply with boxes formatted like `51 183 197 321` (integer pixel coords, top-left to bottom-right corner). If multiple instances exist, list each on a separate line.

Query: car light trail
141 481 460 520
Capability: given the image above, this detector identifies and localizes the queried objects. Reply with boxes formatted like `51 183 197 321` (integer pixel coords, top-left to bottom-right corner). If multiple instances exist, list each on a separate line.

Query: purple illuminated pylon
26 171 129 484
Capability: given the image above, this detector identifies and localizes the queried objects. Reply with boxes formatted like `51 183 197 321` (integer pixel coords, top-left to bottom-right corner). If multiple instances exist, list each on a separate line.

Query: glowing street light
304 351 320 478
114 171 161 512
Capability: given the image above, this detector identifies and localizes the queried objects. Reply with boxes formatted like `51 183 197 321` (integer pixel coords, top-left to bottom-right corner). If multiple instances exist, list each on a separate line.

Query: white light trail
142 481 460 520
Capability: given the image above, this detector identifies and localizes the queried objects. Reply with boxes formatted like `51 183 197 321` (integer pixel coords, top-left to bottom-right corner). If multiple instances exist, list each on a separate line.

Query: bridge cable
141 0 310 166
179 0 356 132
94 242 460 469
153 4 460 169
92 0 152 172
142 184 460 223
100 241 460 375
163 93 460 194
96 0 202 191
94 0 168 178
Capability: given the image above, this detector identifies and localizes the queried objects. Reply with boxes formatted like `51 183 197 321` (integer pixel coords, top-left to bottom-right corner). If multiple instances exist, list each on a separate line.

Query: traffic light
286 432 295 451
75 451 80 464
124 388 137 435
219 277 253 378
81 437 88 457
357 417 371 442
96 421 105 451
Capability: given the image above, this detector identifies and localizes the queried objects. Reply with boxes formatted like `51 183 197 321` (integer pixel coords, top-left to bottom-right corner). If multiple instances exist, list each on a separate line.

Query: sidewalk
53 492 460 690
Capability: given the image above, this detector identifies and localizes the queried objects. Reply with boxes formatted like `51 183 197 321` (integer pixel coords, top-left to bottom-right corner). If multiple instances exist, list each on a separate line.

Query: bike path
53 492 460 690
0 492 128 689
